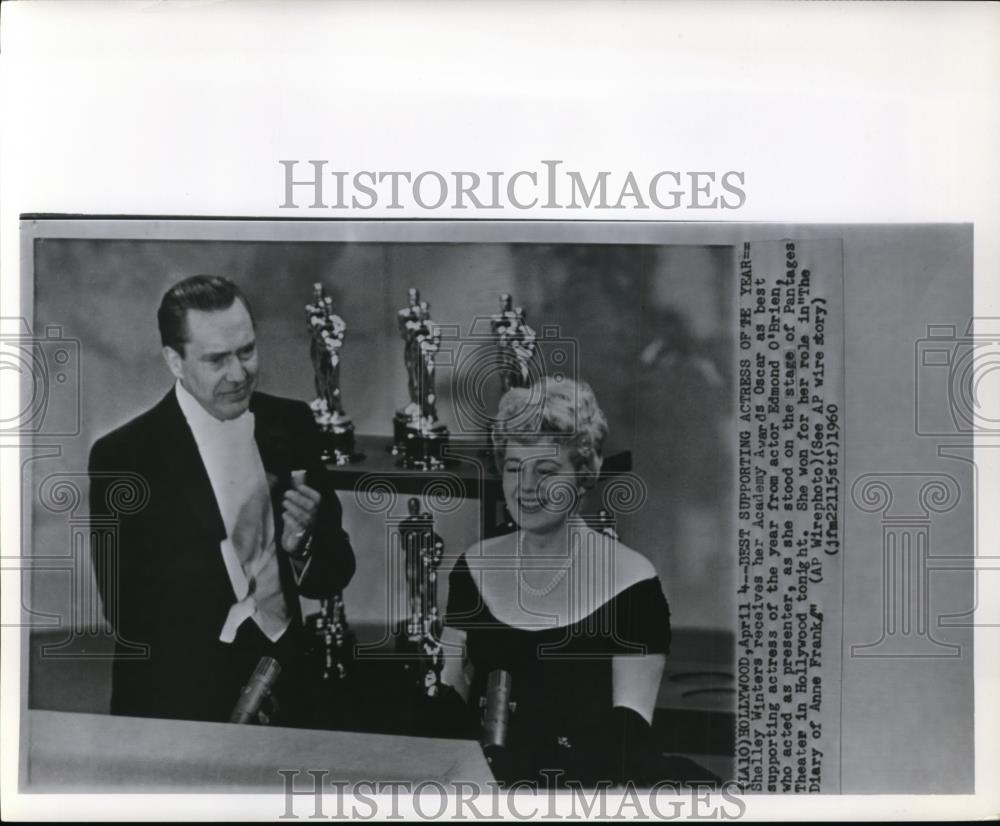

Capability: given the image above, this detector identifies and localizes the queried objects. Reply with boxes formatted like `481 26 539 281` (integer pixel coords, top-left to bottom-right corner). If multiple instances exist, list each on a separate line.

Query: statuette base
395 418 451 471
317 419 365 466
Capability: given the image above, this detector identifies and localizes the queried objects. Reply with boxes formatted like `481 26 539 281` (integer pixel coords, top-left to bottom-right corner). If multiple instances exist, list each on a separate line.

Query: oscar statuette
391 288 450 470
305 283 364 465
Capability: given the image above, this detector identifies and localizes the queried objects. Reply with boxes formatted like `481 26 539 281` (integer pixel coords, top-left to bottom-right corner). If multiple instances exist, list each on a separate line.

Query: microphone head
229 656 283 724
482 668 513 749
486 669 511 694
254 656 282 684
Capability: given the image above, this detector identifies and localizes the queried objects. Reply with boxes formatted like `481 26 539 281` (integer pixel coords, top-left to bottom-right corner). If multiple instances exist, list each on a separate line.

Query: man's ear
162 346 185 381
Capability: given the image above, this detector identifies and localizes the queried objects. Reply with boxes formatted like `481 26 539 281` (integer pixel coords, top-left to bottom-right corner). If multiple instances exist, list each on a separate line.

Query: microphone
481 669 514 752
229 656 282 724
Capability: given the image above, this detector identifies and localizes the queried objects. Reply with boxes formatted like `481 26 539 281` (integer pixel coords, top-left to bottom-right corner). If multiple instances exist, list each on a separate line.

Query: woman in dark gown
441 378 704 788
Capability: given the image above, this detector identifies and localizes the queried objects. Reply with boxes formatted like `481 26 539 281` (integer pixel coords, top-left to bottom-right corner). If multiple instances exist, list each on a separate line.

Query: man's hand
282 469 321 554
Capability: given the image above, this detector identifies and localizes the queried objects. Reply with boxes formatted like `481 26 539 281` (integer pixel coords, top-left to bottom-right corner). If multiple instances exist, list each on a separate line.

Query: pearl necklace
517 553 575 598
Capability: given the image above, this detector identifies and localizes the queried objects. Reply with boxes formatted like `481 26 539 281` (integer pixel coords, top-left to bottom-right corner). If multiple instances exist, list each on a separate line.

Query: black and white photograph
1 2 998 822
13 217 978 806
20 222 737 793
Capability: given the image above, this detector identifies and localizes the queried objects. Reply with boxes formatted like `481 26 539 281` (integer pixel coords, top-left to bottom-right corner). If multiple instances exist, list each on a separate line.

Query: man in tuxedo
89 275 356 725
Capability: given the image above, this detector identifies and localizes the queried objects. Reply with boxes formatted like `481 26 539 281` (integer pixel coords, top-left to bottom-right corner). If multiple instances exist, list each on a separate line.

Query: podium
23 710 493 791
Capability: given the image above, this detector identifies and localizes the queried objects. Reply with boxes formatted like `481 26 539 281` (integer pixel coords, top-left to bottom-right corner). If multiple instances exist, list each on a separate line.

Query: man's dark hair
157 275 255 355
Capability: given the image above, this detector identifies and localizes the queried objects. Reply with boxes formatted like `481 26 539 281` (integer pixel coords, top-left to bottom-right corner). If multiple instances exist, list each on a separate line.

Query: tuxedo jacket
88 389 356 722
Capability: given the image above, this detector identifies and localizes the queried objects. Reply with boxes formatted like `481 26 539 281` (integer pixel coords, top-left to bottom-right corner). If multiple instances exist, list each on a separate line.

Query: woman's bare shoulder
610 540 658 588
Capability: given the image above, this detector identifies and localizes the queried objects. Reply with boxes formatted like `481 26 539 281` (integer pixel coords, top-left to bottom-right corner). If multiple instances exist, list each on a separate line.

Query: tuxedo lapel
250 394 290 538
251 395 292 479
250 394 282 528
249 394 305 625
155 389 227 545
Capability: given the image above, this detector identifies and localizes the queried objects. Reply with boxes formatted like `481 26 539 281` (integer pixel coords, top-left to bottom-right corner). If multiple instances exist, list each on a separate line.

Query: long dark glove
601 706 660 785
599 706 723 788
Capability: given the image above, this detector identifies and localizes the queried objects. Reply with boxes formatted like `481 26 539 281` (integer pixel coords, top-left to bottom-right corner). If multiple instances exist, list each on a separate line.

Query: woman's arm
439 625 474 703
611 653 666 724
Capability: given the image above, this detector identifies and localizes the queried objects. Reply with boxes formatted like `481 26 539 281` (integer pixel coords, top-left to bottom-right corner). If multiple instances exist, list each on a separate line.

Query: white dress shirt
175 381 291 643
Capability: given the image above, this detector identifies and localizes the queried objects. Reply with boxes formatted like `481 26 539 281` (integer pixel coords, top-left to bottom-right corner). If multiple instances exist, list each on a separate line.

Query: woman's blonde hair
492 377 608 488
